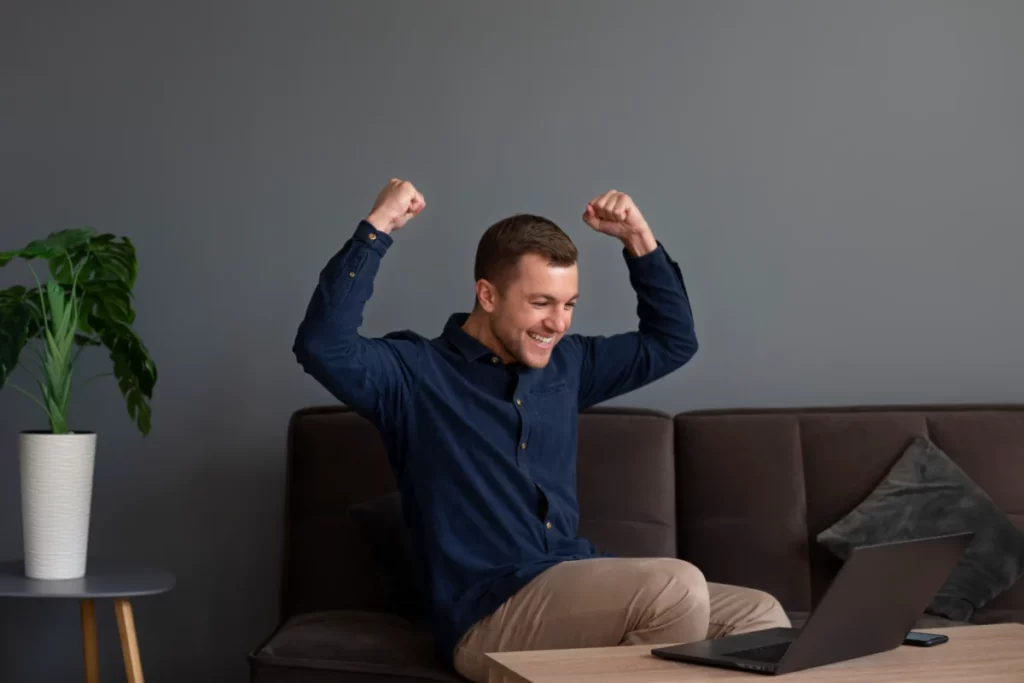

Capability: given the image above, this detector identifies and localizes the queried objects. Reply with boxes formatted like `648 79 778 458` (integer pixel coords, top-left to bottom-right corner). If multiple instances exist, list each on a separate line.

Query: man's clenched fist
583 190 657 257
582 190 648 237
367 179 425 234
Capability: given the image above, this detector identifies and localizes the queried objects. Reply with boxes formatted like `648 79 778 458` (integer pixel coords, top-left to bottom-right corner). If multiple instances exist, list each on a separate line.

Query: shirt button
348 272 356 278
368 233 377 241
520 442 527 450
515 398 522 406
491 357 500 364
545 521 553 530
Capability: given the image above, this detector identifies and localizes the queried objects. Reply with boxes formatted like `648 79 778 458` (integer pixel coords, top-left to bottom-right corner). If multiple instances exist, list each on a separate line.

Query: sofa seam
797 415 813 613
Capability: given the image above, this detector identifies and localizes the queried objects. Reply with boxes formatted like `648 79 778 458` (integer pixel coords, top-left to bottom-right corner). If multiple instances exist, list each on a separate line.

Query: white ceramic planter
19 432 97 579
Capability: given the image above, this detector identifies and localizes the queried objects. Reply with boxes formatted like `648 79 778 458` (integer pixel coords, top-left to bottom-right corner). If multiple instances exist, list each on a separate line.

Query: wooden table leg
114 599 144 683
80 599 100 683
487 663 505 683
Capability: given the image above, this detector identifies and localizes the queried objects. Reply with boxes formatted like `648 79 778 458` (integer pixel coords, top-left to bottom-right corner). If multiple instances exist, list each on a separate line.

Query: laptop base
652 627 798 675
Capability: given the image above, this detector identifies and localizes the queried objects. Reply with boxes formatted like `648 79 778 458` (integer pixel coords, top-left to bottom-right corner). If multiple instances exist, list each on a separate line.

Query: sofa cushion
674 413 813 612
784 611 969 631
674 405 1024 624
283 408 401 619
249 611 465 683
576 408 678 557
348 492 424 618
817 437 1024 621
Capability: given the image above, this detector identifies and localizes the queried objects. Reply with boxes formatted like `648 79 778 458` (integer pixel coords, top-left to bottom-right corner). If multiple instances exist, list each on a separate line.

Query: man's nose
547 312 569 334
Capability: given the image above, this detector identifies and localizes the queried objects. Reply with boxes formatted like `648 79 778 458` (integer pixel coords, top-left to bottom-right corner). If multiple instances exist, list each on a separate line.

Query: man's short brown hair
474 214 578 295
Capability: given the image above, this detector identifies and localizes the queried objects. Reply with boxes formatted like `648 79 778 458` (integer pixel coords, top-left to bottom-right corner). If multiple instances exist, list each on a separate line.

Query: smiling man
293 178 789 682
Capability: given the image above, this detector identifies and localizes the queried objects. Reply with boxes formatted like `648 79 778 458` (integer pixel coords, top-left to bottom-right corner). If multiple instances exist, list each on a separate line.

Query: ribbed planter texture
19 432 97 579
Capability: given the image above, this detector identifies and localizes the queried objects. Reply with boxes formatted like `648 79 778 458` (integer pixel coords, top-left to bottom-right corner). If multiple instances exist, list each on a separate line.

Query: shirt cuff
622 241 668 271
353 219 394 255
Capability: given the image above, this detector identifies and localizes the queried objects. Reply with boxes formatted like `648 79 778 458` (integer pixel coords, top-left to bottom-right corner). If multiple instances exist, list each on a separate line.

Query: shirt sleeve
568 243 698 410
292 220 418 425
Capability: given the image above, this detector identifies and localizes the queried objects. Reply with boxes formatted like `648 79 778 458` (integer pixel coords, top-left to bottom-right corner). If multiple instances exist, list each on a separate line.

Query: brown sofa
249 404 1024 682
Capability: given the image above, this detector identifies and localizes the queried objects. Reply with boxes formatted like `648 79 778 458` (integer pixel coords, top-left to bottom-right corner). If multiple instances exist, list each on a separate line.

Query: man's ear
476 279 499 313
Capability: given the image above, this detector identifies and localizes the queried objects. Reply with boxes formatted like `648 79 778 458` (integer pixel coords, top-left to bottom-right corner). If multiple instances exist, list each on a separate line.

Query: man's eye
532 302 546 308
566 303 576 309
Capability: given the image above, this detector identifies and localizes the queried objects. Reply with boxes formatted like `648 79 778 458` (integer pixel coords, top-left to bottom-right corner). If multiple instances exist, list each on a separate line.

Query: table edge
482 623 1024 671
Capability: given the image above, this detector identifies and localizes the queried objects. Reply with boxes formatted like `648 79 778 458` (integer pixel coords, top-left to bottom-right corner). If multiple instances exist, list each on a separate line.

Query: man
293 178 789 682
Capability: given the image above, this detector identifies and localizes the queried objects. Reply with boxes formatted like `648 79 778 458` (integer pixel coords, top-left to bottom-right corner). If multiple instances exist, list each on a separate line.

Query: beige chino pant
453 557 791 683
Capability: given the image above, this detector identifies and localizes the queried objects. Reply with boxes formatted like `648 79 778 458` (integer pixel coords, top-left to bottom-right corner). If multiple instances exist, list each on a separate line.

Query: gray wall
2 1 1022 680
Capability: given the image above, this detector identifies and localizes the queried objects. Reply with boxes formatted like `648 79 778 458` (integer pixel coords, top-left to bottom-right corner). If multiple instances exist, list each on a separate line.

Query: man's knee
618 558 710 645
710 584 791 637
758 591 791 629
742 587 790 628
641 559 710 618
665 559 708 594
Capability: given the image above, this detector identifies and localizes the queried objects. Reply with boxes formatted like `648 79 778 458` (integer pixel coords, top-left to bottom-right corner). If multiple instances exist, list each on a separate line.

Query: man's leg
453 557 710 683
706 582 791 638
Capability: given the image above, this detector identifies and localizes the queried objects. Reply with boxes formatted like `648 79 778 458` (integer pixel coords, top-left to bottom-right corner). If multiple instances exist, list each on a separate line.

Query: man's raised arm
292 179 426 420
566 190 698 409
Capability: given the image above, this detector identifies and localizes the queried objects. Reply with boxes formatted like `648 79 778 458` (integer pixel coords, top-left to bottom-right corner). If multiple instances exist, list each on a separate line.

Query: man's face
487 253 579 369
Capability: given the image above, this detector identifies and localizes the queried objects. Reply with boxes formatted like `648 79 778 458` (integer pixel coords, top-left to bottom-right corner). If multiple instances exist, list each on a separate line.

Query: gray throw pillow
817 437 1024 621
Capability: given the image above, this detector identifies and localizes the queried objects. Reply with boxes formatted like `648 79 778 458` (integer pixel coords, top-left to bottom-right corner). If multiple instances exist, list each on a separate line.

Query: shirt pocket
526 381 576 463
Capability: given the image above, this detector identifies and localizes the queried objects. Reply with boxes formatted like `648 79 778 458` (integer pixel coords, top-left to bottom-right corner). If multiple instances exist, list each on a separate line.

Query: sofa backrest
675 405 1024 621
280 404 1024 623
281 407 395 617
279 406 680 619
575 408 678 557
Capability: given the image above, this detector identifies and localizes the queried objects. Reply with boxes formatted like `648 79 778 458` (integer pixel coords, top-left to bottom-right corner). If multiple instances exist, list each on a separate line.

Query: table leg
80 599 100 683
487 664 505 683
114 599 144 683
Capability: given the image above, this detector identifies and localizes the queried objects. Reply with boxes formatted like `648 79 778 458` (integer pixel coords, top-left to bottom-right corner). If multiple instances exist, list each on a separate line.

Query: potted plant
0 229 157 579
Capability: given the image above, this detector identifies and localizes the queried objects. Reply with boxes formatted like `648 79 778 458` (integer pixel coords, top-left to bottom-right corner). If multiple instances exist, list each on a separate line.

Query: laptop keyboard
727 641 792 664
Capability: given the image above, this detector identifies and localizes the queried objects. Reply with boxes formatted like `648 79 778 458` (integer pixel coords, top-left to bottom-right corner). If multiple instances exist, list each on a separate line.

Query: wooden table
0 559 175 683
485 624 1024 682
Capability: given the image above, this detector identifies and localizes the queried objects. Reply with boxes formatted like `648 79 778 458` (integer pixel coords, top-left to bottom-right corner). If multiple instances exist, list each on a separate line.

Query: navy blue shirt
293 220 697 665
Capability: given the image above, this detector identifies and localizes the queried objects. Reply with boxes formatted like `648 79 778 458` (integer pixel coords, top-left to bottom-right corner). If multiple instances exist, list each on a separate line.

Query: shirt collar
442 313 499 362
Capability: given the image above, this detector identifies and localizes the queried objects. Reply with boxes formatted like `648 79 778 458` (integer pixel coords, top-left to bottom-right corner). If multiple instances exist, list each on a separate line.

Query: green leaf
3 228 156 435
32 280 76 433
77 280 134 327
0 287 37 388
0 229 95 268
50 234 137 290
96 320 157 435
45 282 66 335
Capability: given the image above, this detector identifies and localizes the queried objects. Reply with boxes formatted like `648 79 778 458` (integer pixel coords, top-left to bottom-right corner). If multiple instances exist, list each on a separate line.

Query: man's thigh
453 557 705 682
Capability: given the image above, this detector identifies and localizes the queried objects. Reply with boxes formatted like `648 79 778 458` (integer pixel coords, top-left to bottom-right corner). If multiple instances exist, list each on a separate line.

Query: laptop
651 531 973 675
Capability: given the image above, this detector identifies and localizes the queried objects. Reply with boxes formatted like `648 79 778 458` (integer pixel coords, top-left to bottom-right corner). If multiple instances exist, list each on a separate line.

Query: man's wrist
365 211 394 235
620 228 658 257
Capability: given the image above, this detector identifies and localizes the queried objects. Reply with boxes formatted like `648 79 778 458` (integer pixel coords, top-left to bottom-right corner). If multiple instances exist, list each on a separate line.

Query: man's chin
518 348 554 369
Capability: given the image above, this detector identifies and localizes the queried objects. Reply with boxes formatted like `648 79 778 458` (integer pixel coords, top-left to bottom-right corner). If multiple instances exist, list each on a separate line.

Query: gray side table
0 560 175 683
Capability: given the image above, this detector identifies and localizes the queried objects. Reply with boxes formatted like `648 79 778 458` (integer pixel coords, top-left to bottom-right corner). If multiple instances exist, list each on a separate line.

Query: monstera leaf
0 228 157 435
99 321 156 435
0 229 94 267
0 286 41 388
50 232 137 290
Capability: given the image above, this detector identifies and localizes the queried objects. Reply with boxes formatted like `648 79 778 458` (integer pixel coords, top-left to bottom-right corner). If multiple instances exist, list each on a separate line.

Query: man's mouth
528 331 554 347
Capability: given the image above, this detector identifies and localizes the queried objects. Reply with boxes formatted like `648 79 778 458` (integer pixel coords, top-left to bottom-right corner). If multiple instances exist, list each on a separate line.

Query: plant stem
8 381 51 418
16 360 44 386
77 372 113 391
26 263 53 340
66 252 83 321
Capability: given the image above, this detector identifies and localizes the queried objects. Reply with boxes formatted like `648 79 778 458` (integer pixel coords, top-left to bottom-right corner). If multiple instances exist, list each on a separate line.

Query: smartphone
903 631 949 647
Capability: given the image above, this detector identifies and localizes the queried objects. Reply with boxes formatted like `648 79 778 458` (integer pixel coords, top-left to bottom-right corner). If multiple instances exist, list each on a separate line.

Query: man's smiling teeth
529 332 553 345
